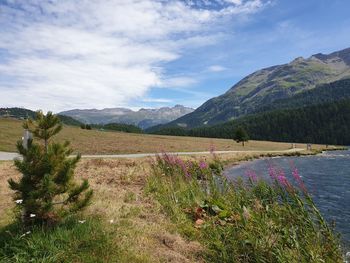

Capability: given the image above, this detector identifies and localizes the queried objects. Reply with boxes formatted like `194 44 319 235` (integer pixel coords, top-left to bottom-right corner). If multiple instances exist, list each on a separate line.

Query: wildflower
245 169 257 182
109 219 114 224
30 214 36 218
78 220 86 224
15 199 23 204
290 162 307 194
199 160 208 169
268 163 277 179
277 175 288 187
176 158 190 177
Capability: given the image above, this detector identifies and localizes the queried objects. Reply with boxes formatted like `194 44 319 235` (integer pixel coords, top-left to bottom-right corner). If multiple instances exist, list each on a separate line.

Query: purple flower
277 175 288 187
199 160 208 169
175 158 190 177
245 169 258 182
290 161 307 194
268 163 278 179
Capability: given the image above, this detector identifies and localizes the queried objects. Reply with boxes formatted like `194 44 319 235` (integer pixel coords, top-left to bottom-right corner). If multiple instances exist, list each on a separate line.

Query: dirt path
0 148 305 161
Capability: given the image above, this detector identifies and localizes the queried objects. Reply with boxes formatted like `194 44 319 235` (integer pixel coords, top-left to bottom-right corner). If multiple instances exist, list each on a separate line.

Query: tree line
150 99 350 145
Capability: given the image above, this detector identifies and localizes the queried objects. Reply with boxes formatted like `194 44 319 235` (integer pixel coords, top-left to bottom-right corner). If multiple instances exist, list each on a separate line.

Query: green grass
0 216 151 263
146 153 343 263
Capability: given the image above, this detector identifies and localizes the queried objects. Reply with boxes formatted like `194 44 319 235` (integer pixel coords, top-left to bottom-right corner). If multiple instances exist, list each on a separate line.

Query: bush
146 153 342 262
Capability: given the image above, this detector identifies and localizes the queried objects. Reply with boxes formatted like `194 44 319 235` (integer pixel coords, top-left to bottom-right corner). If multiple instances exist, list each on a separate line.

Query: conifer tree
233 126 249 146
8 111 93 225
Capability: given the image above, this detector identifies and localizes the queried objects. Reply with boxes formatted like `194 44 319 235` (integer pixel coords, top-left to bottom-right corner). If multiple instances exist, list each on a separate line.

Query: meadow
0 118 329 154
0 117 343 262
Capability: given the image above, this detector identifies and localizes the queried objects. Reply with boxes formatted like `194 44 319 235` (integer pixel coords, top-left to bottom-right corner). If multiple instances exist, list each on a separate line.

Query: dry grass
0 118 328 154
0 158 205 262
0 146 338 262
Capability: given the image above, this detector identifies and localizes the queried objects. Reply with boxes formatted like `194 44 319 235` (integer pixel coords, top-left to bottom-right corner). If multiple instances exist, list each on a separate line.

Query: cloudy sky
1 0 350 112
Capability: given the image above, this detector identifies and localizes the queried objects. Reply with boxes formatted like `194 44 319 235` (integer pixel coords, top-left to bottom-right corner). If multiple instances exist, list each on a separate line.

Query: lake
224 149 350 251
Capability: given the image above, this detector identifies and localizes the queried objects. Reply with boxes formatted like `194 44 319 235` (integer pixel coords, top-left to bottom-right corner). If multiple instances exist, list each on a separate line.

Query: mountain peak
158 46 350 129
60 105 194 129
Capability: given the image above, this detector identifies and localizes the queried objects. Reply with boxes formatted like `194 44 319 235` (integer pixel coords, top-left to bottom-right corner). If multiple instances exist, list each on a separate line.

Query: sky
0 0 350 112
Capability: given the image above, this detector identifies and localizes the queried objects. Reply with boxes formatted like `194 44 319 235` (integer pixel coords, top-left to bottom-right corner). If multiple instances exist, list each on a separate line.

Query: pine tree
8 111 93 225
233 126 249 146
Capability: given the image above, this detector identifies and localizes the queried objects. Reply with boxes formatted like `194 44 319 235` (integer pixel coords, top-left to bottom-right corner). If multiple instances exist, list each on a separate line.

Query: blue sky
1 0 350 112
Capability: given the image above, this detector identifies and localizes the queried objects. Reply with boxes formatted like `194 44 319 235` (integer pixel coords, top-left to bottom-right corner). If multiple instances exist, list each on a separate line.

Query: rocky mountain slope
165 47 350 129
60 105 194 129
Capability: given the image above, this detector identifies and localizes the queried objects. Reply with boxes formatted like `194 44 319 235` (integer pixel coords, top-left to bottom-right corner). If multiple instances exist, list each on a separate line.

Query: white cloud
208 65 227 72
0 0 267 112
142 98 173 103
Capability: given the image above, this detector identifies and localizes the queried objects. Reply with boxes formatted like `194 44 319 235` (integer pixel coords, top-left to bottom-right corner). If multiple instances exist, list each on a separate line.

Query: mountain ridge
162 47 350 129
60 105 194 129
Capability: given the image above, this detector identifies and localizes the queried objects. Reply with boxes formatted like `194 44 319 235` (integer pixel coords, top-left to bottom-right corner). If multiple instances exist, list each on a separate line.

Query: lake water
224 149 350 251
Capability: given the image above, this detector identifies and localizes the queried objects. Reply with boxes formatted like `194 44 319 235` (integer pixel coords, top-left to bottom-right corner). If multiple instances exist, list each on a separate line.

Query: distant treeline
0 107 83 126
149 99 350 145
91 123 143 133
254 78 350 113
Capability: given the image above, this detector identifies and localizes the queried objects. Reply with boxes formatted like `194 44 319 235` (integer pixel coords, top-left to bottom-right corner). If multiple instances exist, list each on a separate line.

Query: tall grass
0 216 151 263
146 153 343 262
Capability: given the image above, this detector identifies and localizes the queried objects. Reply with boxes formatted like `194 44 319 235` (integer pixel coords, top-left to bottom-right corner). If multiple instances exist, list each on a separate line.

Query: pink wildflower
176 158 190 177
199 160 208 169
245 169 258 182
290 161 307 194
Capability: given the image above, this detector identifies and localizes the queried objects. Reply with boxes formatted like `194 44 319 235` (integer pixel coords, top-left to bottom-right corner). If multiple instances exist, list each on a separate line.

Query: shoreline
220 145 348 170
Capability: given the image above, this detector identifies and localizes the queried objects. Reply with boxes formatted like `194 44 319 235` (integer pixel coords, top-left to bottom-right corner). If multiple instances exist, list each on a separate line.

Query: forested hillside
151 99 350 145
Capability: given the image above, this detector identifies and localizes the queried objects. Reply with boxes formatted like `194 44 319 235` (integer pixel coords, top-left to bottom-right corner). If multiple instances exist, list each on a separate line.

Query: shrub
8 111 93 226
146 153 342 262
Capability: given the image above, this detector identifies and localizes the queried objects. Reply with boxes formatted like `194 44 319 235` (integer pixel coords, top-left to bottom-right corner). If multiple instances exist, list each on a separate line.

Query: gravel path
0 148 305 161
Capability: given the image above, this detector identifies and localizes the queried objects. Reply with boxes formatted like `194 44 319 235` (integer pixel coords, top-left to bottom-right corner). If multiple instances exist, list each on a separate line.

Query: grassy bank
146 153 343 262
0 158 204 262
0 118 334 154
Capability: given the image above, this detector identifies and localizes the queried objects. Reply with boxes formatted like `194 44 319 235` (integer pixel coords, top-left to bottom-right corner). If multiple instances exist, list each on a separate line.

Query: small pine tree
233 126 249 146
8 111 93 225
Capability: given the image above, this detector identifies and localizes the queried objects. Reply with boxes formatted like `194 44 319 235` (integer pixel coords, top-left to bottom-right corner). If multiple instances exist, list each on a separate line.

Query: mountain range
60 105 194 129
149 78 350 145
159 47 350 129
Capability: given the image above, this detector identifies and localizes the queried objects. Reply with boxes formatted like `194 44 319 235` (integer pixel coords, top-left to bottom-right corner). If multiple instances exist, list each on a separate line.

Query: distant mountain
0 107 83 126
60 105 194 129
162 47 350 129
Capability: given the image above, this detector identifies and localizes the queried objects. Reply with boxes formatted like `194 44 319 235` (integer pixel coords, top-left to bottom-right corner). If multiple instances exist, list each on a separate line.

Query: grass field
0 157 207 262
0 118 329 154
